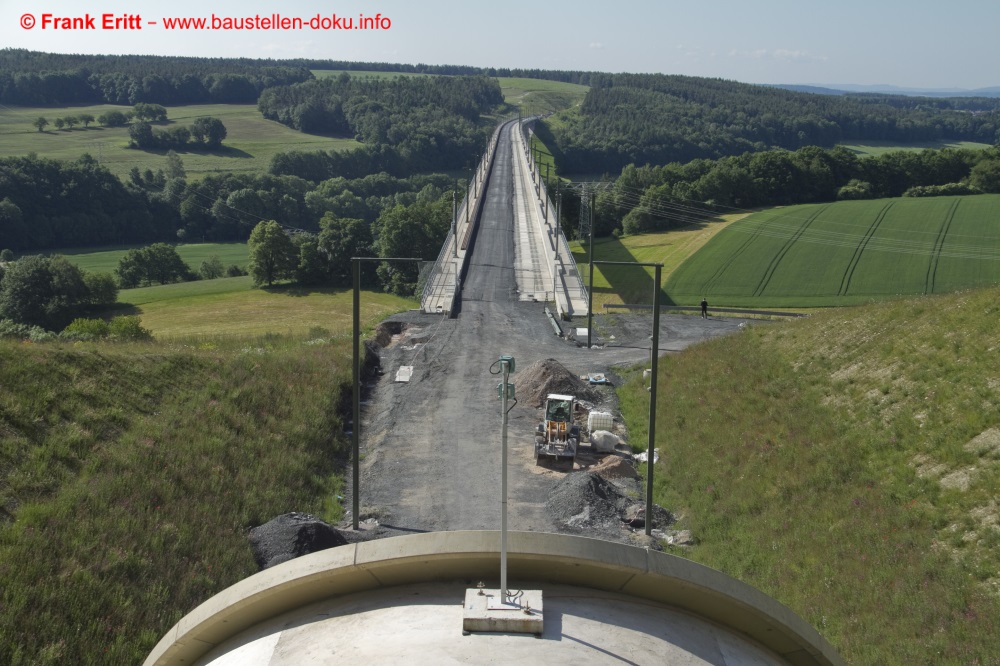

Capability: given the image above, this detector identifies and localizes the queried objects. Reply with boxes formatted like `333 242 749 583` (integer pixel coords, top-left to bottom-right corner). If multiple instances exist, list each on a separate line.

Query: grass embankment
616 287 1000 663
0 335 354 664
665 194 1000 307
569 214 749 309
0 103 360 181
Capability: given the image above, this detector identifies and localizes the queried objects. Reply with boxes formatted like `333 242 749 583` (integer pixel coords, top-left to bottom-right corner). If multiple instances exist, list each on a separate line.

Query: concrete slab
463 588 543 635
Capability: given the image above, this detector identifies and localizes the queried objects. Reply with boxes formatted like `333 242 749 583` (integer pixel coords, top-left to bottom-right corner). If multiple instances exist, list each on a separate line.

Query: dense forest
541 74 1000 173
258 74 503 172
0 152 460 252
0 49 312 105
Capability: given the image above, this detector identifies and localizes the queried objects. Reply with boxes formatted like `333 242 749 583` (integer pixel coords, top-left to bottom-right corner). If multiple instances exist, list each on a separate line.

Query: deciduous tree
247 220 296 286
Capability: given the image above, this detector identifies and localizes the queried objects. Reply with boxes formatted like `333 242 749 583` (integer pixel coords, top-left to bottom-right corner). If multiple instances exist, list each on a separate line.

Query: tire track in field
752 204 829 297
838 201 894 296
699 212 775 295
925 198 962 294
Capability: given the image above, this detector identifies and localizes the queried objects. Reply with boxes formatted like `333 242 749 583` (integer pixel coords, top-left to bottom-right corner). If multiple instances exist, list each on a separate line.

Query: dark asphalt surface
350 124 764 538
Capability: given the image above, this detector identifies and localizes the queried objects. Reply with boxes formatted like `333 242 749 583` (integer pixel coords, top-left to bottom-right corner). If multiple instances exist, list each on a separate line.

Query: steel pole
587 192 595 349
500 360 510 599
351 258 360 530
452 190 457 259
646 265 661 536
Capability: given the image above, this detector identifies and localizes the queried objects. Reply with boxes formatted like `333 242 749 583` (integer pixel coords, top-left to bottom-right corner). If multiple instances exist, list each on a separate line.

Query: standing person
700 297 708 318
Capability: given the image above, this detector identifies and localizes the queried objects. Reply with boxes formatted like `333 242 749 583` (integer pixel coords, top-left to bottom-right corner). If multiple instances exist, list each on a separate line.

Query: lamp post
589 260 663 536
351 256 422 530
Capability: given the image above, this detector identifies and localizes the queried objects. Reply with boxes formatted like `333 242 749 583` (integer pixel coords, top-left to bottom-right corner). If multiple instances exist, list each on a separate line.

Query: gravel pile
249 512 347 571
547 465 674 536
514 358 602 408
547 471 641 532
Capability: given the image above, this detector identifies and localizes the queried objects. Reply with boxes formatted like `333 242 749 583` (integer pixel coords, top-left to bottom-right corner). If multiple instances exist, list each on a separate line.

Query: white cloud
589 42 603 49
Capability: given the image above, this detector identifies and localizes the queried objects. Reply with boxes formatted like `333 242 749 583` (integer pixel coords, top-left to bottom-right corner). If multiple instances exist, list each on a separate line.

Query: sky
1 0 997 90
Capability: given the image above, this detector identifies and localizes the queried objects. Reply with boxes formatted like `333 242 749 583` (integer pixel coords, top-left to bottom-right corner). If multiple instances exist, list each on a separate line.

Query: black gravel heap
249 512 348 570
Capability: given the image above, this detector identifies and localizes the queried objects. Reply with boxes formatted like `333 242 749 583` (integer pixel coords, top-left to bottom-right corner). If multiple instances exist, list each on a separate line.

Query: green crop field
0 103 360 181
838 139 993 157
665 194 1000 307
45 242 249 275
570 213 750 309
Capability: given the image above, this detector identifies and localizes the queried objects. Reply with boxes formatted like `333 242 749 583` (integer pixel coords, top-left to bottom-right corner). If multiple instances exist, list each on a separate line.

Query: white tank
587 411 613 433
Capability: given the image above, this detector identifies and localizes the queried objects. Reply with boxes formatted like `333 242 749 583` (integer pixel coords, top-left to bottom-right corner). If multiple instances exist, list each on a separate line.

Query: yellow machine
534 394 579 465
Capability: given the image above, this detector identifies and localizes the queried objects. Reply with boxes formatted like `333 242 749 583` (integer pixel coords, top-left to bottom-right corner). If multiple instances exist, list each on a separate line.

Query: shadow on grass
260 284 351 298
582 235 676 307
132 144 254 159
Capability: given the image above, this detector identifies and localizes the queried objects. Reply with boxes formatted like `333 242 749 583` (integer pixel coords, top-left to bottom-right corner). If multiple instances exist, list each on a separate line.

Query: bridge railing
420 115 516 315
520 118 589 315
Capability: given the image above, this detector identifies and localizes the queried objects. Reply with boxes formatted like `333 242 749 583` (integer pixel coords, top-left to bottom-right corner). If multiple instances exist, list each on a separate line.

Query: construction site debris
635 448 660 464
589 454 639 480
514 358 602 408
590 430 619 453
587 411 614 432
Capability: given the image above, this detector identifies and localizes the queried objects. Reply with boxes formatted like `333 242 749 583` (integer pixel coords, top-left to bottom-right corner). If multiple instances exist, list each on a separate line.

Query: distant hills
775 83 1000 98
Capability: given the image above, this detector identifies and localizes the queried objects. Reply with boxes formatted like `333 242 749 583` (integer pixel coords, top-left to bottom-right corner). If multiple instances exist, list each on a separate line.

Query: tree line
0 49 311 105
588 145 1000 237
540 74 1000 174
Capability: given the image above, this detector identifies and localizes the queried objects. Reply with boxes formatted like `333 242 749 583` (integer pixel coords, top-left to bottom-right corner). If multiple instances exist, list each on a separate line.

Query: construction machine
534 394 579 465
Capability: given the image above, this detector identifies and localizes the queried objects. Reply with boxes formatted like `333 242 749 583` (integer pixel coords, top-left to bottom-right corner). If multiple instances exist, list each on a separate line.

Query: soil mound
590 454 639 481
514 358 601 408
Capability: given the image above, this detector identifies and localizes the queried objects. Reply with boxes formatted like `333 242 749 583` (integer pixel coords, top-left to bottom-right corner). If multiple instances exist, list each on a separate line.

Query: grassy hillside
498 77 589 115
618 286 1000 663
0 336 352 664
0 103 361 181
666 194 1000 307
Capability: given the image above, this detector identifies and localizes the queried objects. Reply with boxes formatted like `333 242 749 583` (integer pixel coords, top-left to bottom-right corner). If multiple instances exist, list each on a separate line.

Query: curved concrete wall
145 531 843 666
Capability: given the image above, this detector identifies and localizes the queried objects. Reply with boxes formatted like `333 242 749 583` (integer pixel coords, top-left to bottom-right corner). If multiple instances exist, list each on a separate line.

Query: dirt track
348 126 756 541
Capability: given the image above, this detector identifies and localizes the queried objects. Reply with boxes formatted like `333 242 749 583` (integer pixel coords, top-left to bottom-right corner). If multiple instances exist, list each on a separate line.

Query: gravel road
349 125 758 540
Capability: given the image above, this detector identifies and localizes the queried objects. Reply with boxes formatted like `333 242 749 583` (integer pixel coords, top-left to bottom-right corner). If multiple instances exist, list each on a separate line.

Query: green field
47 242 249 275
838 139 994 157
666 194 1000 306
0 103 360 180
119 278 416 339
570 213 749 308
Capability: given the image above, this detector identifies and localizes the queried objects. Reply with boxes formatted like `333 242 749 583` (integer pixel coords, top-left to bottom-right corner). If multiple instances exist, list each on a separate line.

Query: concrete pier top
145 531 844 666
